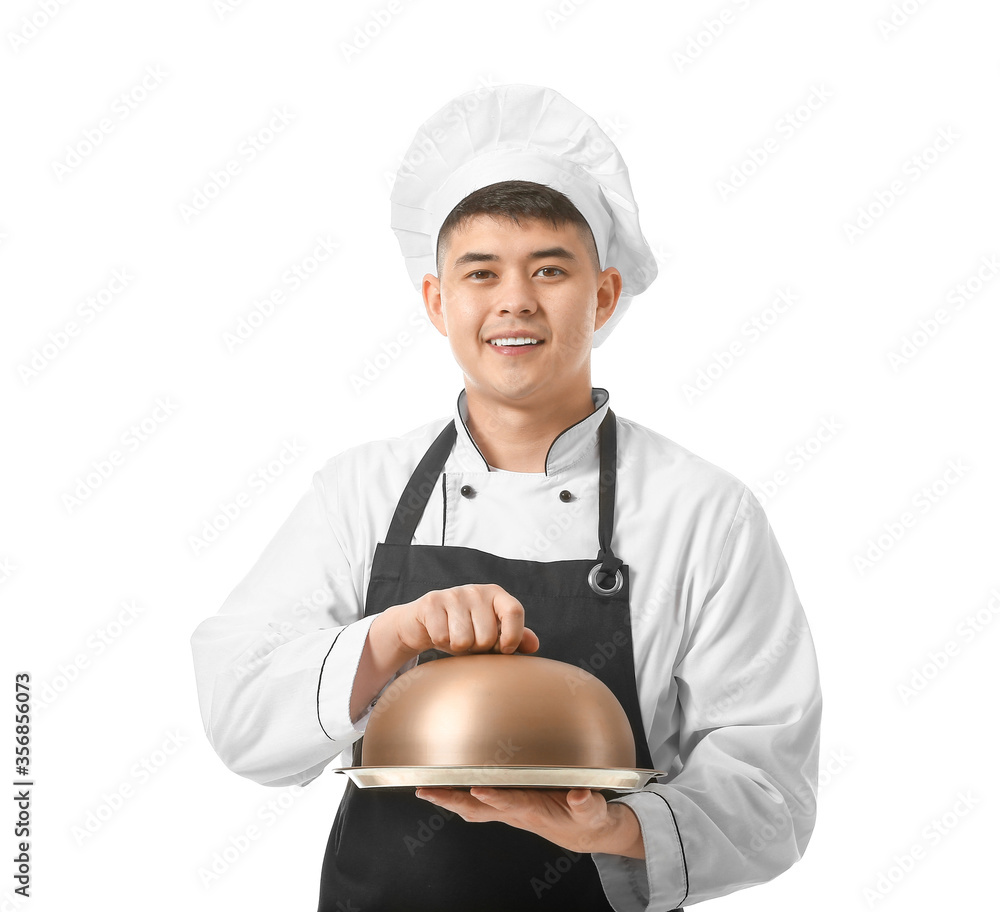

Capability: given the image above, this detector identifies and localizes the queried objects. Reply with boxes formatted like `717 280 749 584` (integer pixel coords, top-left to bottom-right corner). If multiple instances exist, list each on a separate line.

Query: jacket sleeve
189 462 392 788
592 486 823 910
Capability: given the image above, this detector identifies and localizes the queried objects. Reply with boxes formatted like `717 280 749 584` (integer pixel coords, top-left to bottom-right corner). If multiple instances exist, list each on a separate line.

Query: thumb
516 626 541 654
565 789 594 810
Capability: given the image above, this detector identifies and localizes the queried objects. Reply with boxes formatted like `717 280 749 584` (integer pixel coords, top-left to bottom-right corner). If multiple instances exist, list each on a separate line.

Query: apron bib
318 409 677 911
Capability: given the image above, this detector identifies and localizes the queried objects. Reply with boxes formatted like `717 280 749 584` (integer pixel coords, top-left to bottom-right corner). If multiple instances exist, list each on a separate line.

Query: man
190 84 822 911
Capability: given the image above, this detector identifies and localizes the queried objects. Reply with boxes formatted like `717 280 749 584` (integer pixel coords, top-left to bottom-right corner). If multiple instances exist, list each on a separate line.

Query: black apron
318 409 681 911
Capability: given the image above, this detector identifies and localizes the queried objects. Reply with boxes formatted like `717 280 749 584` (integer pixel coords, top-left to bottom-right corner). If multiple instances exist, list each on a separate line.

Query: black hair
435 179 600 275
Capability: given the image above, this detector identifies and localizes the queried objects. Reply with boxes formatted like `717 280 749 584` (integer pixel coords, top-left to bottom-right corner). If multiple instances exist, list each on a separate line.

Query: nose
496 271 539 316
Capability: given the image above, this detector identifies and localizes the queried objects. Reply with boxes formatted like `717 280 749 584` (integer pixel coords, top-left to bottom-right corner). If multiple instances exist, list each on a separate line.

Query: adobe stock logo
862 791 978 907
671 0 757 72
876 0 933 39
853 459 970 574
61 398 178 513
50 66 168 182
188 438 306 557
682 289 798 404
7 0 70 54
716 85 834 202
177 107 295 223
18 269 134 385
222 236 339 353
842 128 960 244
886 254 999 371
340 0 406 62
897 588 1000 705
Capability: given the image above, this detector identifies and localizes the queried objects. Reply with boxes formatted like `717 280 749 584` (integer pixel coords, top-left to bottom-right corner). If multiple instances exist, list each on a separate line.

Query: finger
468 786 515 810
468 788 568 831
416 788 498 822
446 605 476 654
469 598 501 652
516 625 540 654
493 591 527 654
415 787 464 811
419 601 452 652
415 787 454 803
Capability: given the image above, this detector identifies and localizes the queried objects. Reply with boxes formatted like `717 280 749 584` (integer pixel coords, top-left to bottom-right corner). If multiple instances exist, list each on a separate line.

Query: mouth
487 337 543 348
486 337 544 355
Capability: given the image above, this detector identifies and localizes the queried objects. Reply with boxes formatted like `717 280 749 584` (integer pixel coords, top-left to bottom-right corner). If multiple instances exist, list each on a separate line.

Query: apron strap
592 408 624 594
385 420 458 545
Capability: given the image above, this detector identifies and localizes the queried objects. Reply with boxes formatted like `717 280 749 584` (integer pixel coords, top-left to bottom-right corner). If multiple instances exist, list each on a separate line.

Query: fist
383 583 540 659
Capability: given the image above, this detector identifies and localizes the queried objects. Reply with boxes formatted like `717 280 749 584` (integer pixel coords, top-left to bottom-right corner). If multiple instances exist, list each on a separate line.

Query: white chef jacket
189 387 822 911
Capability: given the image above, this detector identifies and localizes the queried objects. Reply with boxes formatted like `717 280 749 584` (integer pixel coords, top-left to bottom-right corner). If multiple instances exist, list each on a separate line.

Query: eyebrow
451 247 578 269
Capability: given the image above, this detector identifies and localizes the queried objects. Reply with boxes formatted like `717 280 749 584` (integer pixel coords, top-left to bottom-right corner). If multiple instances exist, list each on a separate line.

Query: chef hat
389 83 658 347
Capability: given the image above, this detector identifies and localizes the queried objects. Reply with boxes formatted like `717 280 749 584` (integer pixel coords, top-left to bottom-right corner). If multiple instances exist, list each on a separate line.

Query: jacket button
460 485 474 498
559 490 572 502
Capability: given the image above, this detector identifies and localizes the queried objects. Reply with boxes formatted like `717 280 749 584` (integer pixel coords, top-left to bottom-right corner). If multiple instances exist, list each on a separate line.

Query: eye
537 267 564 277
468 270 495 280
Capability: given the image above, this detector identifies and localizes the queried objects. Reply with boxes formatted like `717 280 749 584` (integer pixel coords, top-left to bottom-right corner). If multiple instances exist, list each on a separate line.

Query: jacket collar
451 387 611 476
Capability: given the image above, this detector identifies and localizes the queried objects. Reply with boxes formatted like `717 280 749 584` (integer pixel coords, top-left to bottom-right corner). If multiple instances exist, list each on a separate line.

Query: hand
350 585 539 725
413 787 645 859
382 583 540 661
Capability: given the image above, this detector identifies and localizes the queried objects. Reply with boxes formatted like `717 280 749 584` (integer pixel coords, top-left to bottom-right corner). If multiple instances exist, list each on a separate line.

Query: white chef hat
389 83 658 347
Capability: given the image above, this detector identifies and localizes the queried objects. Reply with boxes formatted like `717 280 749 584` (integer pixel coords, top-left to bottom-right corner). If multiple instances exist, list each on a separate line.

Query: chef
189 84 822 912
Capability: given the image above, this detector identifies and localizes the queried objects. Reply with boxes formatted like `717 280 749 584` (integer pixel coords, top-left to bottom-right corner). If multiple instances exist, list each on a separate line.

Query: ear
594 267 623 333
422 274 448 337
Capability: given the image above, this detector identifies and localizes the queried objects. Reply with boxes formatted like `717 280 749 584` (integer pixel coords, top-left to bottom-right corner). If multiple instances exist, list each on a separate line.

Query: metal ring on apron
588 562 624 595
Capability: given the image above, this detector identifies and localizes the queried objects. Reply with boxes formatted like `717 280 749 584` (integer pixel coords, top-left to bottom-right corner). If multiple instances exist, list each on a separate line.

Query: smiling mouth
487 338 543 347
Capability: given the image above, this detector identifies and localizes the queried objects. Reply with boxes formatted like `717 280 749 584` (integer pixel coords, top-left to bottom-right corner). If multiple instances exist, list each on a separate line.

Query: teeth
490 337 540 346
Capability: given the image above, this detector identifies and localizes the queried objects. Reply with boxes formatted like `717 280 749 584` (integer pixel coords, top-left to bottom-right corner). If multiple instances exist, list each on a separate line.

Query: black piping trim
542 387 609 477
441 473 448 545
316 625 347 740
647 790 690 906
455 389 492 472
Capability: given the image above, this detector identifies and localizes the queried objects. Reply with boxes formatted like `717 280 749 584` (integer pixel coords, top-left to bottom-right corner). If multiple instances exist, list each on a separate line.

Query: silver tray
334 765 664 790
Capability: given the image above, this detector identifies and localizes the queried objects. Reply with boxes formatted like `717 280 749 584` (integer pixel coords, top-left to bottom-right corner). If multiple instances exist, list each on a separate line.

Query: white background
2 0 998 909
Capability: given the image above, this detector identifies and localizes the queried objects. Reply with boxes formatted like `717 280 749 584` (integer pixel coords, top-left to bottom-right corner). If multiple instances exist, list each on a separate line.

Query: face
422 215 622 411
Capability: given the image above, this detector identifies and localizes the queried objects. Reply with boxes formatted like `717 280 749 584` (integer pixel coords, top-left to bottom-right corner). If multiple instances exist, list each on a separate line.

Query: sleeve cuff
591 790 689 912
316 614 381 741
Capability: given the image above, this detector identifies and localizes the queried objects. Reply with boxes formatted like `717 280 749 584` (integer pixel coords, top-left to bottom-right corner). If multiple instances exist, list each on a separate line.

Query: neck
463 386 597 473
